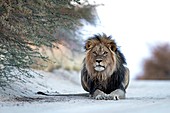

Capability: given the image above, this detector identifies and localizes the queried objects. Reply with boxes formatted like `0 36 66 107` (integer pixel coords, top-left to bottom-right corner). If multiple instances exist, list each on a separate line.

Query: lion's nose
96 59 102 63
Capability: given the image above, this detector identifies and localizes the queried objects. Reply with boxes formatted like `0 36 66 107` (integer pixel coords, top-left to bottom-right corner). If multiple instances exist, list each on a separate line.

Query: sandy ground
0 69 170 113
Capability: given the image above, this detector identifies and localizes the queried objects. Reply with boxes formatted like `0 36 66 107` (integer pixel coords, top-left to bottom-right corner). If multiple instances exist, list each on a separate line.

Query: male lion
81 34 130 100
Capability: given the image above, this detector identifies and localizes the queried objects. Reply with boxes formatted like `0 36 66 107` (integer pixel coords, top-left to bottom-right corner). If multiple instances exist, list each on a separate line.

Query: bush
0 0 97 86
137 43 170 80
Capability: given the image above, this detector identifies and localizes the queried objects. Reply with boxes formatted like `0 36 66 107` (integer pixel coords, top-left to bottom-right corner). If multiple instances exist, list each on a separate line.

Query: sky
84 0 170 79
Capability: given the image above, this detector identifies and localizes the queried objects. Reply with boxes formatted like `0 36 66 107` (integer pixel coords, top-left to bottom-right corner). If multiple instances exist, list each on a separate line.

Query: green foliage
0 0 97 86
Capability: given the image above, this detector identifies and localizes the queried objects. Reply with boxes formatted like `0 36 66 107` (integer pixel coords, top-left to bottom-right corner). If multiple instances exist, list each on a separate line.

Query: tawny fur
81 34 130 100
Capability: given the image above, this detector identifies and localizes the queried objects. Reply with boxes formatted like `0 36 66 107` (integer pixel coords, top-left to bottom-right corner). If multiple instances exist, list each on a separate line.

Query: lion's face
85 35 117 78
90 44 113 72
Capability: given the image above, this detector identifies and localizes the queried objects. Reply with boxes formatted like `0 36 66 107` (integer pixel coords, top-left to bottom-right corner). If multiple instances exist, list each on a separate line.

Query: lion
81 34 130 100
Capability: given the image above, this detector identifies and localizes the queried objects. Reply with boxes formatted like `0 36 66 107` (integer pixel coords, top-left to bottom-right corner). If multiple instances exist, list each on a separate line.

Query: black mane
87 33 111 42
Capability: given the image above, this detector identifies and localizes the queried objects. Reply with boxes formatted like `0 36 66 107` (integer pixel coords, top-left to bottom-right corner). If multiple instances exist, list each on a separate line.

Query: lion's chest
94 77 119 94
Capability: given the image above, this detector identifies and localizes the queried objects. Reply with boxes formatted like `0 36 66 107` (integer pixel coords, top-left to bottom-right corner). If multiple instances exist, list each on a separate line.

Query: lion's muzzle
94 59 105 71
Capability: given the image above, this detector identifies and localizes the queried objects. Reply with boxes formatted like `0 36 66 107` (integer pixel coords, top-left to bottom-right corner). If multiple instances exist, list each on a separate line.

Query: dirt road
0 70 170 113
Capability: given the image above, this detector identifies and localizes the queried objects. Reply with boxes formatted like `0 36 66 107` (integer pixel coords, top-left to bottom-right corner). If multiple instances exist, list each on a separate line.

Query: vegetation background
0 0 98 86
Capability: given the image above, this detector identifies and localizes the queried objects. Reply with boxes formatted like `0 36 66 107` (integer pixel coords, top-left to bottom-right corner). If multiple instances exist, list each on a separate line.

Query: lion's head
84 34 122 81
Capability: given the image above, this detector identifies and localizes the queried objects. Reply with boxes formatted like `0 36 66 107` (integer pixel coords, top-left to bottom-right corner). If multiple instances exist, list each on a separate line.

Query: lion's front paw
113 95 119 100
95 94 115 100
93 89 121 100
108 89 126 100
93 89 110 100
107 94 120 100
95 93 107 100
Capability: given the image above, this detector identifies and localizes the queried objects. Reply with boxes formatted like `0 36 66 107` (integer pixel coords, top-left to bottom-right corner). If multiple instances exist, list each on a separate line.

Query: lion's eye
93 51 97 56
103 51 108 56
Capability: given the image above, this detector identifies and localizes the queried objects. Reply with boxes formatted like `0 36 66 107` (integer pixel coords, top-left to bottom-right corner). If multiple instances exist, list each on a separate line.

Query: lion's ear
85 41 92 50
109 42 117 52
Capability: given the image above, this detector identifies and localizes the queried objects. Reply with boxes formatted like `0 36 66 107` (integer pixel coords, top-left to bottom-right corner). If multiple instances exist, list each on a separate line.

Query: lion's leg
81 66 90 92
108 89 126 100
123 67 130 89
106 67 129 100
81 75 89 92
92 89 108 100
